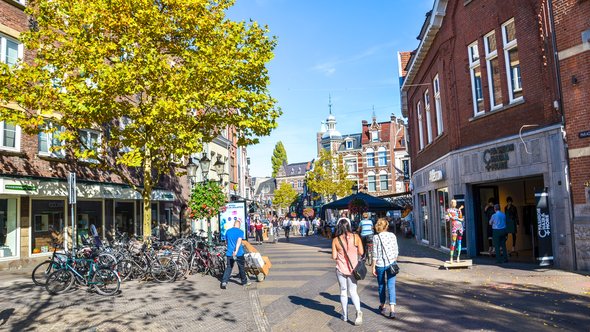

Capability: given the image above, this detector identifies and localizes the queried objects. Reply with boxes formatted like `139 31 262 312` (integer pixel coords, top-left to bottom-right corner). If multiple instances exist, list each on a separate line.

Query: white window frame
367 172 376 192
502 18 523 104
0 121 21 152
38 121 65 158
424 89 433 144
433 75 443 135
371 131 379 142
484 30 503 110
379 170 388 191
468 41 485 116
346 140 353 150
345 158 357 173
417 102 424 150
0 34 24 67
366 148 375 168
377 147 387 166
80 129 102 163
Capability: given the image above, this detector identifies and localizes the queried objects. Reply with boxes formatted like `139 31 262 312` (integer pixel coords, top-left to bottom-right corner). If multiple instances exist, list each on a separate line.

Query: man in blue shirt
489 204 508 263
357 212 374 258
221 219 251 289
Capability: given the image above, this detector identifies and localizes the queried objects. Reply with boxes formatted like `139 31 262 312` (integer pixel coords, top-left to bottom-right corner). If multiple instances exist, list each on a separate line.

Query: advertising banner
218 201 247 241
535 189 553 266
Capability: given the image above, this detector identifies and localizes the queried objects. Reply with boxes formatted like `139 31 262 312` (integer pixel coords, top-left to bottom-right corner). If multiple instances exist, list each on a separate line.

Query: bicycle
45 253 120 296
31 245 68 286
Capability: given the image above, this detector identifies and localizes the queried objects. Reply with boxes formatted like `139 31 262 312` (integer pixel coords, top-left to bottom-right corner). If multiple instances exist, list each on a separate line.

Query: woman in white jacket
372 218 399 319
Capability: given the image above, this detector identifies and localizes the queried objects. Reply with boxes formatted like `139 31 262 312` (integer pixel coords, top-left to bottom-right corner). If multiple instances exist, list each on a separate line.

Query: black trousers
255 229 263 242
221 256 247 285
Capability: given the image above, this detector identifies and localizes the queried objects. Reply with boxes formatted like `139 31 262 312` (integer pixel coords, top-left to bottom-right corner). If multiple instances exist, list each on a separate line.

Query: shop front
411 125 574 269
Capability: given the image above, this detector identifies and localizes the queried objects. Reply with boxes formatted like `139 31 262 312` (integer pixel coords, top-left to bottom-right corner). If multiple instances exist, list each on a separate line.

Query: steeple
328 94 333 115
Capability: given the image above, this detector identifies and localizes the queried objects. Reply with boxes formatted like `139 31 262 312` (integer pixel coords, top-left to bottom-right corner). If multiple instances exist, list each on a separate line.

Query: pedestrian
254 218 264 245
484 198 496 254
357 212 374 259
372 218 398 319
504 196 519 254
332 217 364 325
220 219 251 289
489 204 508 263
283 217 292 242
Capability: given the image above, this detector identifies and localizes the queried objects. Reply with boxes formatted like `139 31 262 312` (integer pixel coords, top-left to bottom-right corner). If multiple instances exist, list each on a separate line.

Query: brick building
400 0 575 269
552 0 590 270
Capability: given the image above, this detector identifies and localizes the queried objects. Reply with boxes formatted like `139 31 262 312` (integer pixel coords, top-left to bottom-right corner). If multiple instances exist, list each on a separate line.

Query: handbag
378 234 400 276
337 235 367 280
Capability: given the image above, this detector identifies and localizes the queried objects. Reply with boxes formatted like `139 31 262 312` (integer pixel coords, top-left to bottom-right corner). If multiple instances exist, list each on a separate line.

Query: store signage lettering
536 208 551 238
579 130 590 139
429 169 443 182
483 144 514 171
5 184 37 191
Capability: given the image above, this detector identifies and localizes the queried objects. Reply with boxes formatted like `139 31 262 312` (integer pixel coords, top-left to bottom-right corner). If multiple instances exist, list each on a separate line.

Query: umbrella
321 192 403 213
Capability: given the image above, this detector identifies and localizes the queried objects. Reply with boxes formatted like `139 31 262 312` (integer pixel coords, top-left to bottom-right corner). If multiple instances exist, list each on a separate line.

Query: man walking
489 204 508 263
221 219 251 289
357 212 374 259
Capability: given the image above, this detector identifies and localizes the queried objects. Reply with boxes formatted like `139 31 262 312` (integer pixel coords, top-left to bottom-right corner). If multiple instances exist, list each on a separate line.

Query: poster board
218 201 247 241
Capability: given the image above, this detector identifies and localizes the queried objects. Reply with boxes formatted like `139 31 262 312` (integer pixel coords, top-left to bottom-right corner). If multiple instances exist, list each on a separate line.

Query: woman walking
254 219 264 245
372 218 399 319
332 217 364 325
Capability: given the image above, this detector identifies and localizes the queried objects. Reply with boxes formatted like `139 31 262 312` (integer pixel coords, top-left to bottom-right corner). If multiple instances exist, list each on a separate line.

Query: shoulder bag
378 234 400 276
337 234 367 281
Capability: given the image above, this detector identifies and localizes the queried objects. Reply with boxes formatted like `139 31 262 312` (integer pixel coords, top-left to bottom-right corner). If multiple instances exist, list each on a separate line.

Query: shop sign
483 143 515 171
579 130 590 139
5 184 37 191
402 159 410 180
429 169 443 182
535 189 553 266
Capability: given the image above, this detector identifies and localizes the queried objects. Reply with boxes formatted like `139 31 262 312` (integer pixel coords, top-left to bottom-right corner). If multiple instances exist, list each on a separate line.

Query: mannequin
446 199 464 263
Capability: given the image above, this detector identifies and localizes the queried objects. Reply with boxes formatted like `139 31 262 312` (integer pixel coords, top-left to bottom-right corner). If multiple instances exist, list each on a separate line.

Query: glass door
419 193 429 243
437 188 450 248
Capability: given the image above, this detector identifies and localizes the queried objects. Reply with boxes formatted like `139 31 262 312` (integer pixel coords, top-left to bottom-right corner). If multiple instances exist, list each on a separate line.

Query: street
0 234 589 331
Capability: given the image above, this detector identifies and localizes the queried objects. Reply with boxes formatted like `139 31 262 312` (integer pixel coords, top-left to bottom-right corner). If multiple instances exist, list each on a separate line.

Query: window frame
79 129 102 163
371 131 379 142
346 140 353 150
433 74 443 136
484 30 503 110
366 148 375 168
377 147 387 167
367 172 377 192
38 121 65 158
0 33 24 67
345 158 357 173
502 18 523 104
417 101 424 150
468 41 485 116
424 89 433 144
0 121 21 152
379 171 389 191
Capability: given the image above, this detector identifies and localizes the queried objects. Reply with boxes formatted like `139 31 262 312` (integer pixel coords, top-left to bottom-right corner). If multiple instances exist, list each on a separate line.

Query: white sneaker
341 314 347 322
354 311 363 326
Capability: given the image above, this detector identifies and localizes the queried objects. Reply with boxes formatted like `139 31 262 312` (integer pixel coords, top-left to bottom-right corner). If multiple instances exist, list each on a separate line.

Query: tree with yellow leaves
306 149 354 203
0 0 280 239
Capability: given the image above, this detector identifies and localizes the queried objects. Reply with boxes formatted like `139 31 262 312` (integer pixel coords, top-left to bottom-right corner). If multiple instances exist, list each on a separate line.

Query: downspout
547 0 577 270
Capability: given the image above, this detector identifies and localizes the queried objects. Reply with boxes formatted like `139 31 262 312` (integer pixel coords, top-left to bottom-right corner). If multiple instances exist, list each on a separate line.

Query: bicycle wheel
45 269 74 294
172 254 190 279
116 259 135 282
151 256 177 283
32 260 59 286
97 253 118 269
92 268 120 296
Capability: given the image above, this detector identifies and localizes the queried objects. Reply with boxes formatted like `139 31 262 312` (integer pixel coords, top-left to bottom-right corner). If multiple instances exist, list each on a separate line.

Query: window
345 159 357 173
38 121 65 157
371 131 379 142
378 147 387 166
346 140 353 149
298 180 302 188
468 41 484 115
433 75 443 135
1 34 22 67
119 116 133 153
367 172 376 192
502 18 522 102
484 31 503 110
0 121 21 151
424 90 433 144
379 172 388 191
366 148 375 167
417 102 424 150
80 129 101 161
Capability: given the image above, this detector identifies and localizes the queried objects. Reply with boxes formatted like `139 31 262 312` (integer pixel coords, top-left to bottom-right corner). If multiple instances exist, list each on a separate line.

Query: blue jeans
221 256 248 285
376 264 396 305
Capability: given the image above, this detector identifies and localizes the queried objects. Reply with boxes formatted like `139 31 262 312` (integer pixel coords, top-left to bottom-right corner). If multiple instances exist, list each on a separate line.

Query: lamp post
187 153 226 245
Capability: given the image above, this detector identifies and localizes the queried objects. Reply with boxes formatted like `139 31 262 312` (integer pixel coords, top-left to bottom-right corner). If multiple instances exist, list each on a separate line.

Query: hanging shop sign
483 143 515 171
535 188 553 266
429 169 444 182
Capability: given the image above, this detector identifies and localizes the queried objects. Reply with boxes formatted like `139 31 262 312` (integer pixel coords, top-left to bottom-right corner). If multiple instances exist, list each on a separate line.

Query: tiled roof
338 133 362 151
398 51 413 77
280 161 311 177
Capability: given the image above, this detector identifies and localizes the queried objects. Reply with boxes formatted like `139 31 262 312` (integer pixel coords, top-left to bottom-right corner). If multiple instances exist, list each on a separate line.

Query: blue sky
228 0 434 177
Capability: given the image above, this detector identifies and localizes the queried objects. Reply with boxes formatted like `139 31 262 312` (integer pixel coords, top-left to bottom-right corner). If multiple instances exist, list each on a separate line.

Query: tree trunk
142 153 153 241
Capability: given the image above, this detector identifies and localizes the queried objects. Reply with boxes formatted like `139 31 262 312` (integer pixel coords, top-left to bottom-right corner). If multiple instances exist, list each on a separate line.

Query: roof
361 120 391 144
254 178 276 196
397 51 413 79
337 133 362 151
278 161 311 178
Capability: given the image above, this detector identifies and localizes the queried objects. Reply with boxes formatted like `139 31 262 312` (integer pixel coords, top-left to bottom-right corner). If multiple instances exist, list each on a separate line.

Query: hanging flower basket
303 207 315 218
348 197 368 214
189 181 227 220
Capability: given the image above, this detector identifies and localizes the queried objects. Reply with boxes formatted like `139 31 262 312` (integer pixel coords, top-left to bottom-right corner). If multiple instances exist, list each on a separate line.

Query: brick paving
0 234 589 331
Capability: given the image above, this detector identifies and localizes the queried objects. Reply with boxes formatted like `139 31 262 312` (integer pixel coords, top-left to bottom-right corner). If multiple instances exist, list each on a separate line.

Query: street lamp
352 183 359 195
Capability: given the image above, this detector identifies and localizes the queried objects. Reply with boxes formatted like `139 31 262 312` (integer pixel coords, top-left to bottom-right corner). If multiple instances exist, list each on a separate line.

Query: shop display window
437 188 450 248
419 193 429 242
77 200 102 245
31 199 65 254
0 198 18 258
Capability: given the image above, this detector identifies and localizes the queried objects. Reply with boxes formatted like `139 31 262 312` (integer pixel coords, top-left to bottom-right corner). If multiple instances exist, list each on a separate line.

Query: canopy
321 192 403 213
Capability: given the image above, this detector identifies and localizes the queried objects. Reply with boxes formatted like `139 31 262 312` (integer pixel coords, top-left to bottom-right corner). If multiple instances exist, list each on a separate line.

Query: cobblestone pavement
1 234 589 331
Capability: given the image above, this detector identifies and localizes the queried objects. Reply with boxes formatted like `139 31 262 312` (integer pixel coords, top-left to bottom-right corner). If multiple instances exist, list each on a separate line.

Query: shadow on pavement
288 295 339 318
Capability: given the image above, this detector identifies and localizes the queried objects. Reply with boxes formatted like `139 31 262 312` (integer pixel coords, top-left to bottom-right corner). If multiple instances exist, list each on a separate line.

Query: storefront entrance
115 202 135 236
473 176 544 262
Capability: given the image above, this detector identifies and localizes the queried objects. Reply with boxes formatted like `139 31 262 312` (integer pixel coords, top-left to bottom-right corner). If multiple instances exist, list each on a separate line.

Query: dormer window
346 140 353 149
371 131 379 142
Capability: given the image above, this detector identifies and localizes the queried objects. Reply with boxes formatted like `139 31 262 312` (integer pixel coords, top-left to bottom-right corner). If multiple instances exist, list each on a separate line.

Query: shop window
0 198 18 259
77 201 103 245
115 202 135 236
437 188 450 249
484 30 503 110
31 199 66 254
469 41 484 115
419 193 429 242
